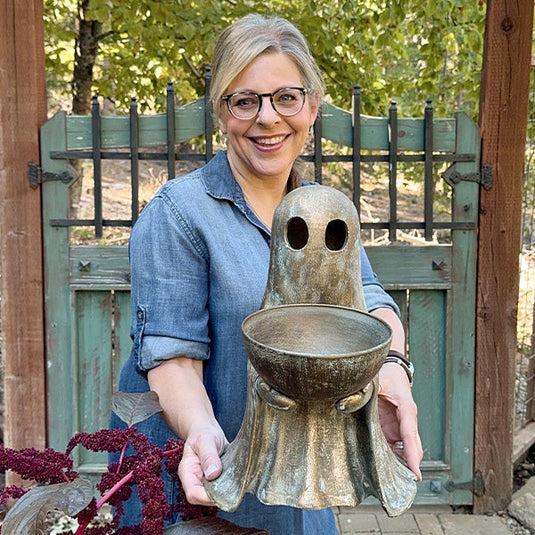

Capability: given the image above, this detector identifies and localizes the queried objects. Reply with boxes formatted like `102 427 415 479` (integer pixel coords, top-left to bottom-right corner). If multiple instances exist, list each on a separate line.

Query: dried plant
0 391 225 535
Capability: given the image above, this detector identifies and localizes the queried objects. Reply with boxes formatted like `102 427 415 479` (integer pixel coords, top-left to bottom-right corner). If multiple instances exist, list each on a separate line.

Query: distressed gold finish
243 304 390 402
205 185 417 515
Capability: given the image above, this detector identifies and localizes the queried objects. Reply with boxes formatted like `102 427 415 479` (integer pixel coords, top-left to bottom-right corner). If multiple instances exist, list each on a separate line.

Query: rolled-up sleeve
360 244 400 315
129 192 211 372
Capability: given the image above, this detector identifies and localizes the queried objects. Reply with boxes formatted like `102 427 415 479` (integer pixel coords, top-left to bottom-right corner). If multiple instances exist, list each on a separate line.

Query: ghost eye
287 217 309 249
325 219 347 251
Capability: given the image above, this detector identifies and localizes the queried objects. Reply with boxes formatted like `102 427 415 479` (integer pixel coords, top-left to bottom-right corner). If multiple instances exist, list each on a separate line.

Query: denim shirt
122 150 398 534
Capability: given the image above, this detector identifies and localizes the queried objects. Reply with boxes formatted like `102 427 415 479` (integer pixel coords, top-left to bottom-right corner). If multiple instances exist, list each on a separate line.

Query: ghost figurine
204 185 417 516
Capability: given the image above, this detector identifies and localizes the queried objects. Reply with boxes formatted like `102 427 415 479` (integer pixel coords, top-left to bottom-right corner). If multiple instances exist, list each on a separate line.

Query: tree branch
95 30 116 43
182 52 205 86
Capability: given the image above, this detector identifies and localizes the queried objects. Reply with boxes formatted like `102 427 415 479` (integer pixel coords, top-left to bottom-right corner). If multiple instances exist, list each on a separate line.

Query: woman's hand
178 425 228 506
147 356 228 505
378 362 423 481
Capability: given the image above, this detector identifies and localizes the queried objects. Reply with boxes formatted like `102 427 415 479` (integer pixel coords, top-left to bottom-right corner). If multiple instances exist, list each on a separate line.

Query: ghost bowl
242 304 393 402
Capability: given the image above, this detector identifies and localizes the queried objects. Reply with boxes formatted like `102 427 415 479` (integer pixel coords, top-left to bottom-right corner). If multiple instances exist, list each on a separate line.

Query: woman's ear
218 114 227 135
309 92 321 127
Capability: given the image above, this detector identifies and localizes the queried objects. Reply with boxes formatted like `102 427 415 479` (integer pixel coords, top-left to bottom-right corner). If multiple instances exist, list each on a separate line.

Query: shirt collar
200 151 312 241
200 150 312 201
201 151 245 207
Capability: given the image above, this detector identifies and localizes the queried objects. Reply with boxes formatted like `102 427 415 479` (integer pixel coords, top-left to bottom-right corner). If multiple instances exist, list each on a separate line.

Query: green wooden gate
39 85 481 506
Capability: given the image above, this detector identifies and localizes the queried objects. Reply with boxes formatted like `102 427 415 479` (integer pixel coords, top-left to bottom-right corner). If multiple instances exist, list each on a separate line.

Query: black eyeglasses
221 87 308 120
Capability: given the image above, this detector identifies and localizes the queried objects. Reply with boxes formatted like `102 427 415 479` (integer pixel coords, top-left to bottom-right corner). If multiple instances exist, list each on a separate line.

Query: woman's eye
234 96 257 108
277 93 297 103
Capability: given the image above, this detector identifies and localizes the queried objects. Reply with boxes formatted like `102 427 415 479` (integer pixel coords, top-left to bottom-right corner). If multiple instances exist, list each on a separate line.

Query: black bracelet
385 350 414 386
387 349 411 367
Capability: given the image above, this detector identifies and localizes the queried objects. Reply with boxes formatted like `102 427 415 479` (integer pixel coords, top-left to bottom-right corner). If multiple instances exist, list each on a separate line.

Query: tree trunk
70 0 103 218
72 0 102 115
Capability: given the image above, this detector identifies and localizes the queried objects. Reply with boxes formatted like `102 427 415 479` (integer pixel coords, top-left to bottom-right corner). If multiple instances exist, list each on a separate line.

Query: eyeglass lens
227 88 306 119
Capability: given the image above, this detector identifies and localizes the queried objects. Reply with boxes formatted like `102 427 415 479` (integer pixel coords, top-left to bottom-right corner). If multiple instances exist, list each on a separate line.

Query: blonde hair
210 14 325 120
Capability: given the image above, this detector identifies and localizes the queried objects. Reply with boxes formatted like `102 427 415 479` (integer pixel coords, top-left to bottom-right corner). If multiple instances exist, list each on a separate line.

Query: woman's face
218 52 320 184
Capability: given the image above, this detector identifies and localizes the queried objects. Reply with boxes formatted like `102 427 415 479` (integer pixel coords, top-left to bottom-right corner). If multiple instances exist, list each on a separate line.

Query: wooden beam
0 0 47 463
513 422 535 464
475 0 534 512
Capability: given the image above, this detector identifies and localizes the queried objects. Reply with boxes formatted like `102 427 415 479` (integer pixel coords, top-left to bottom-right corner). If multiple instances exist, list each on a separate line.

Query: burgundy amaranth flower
137 454 168 534
0 485 28 505
115 526 143 535
0 445 76 484
66 428 138 456
76 498 98 525
0 411 221 534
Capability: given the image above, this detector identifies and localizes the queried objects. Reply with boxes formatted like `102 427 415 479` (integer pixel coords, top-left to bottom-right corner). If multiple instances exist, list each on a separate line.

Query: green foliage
43 0 77 100
111 390 161 425
44 0 486 118
283 0 486 117
83 0 230 111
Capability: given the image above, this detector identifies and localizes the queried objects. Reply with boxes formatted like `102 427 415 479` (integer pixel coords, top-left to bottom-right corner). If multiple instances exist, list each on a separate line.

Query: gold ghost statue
205 185 417 516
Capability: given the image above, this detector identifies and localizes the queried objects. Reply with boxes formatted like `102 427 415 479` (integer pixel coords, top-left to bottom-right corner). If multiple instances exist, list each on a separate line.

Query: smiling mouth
253 135 288 145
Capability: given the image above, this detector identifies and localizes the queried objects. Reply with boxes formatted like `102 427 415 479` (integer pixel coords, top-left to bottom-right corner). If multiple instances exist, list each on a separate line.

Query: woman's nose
256 96 280 126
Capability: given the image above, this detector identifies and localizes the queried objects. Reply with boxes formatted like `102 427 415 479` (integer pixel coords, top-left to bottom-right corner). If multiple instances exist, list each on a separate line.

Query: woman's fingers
178 430 226 505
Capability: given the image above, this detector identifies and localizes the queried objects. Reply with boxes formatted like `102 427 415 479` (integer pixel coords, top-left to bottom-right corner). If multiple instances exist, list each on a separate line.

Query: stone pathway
334 477 535 535
335 505 524 535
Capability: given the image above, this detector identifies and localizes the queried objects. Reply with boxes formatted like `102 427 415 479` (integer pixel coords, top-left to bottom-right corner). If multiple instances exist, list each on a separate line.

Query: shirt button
137 311 143 319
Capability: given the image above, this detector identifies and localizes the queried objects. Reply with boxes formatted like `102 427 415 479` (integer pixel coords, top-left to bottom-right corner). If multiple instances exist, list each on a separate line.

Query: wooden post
0 0 47 463
475 0 534 512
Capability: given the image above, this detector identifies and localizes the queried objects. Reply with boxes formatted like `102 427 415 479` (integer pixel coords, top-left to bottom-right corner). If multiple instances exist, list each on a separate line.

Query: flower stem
96 471 134 510
74 446 182 533
115 440 129 474
162 447 181 458
74 519 90 535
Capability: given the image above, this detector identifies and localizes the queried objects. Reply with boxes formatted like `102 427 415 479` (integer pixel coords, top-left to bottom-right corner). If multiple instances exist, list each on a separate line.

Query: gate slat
113 290 133 392
62 103 459 153
408 290 447 462
388 290 408 334
365 245 451 288
65 100 207 150
446 111 479 504
41 111 75 454
75 290 113 469
70 245 130 288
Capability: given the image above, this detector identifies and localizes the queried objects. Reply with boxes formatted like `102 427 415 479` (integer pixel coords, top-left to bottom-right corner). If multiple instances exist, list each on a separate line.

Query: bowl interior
242 304 391 360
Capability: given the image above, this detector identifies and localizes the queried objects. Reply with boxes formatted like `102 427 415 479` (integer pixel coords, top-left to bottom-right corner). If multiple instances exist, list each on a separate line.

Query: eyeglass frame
221 87 309 120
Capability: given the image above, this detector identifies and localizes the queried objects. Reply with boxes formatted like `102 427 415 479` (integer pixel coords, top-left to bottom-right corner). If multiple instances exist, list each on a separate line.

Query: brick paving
335 505 517 535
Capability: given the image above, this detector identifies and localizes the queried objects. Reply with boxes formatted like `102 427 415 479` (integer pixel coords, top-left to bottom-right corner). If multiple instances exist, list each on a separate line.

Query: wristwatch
384 350 414 386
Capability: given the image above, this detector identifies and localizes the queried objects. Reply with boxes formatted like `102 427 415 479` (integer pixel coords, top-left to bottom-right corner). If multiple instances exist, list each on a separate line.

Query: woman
111 13 423 534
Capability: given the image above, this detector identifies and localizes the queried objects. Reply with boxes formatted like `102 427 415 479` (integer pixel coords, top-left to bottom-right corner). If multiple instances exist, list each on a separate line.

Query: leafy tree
44 0 486 117
44 0 77 105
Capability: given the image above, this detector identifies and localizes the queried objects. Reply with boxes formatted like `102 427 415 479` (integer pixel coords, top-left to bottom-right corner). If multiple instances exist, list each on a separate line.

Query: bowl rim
241 303 393 359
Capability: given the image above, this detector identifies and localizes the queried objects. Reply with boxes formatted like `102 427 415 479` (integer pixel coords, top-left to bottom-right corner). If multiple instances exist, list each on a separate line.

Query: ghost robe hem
205 366 417 516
